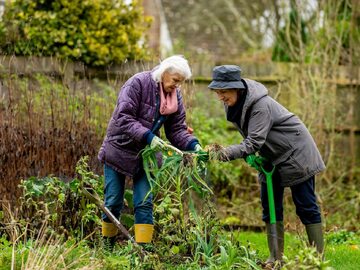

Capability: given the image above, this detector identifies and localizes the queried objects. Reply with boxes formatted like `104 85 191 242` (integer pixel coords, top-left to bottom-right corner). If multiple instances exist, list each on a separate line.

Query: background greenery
2 159 358 269
0 0 151 66
0 0 359 269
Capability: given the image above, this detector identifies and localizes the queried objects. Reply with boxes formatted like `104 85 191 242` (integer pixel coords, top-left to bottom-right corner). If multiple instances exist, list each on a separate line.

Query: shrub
0 0 151 66
13 157 104 239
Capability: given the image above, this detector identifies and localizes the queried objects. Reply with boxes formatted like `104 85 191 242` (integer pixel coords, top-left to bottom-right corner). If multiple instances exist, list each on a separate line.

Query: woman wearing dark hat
208 65 325 266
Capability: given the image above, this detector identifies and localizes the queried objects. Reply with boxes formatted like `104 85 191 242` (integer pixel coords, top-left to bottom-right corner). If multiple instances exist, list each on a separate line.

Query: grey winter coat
225 79 325 186
98 71 197 177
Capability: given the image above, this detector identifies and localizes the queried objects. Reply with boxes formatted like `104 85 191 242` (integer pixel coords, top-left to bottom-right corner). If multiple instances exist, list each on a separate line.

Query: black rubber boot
305 223 324 254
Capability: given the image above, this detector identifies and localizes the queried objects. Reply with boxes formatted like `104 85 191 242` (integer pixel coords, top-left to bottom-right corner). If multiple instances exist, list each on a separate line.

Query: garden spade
81 186 146 258
245 154 279 261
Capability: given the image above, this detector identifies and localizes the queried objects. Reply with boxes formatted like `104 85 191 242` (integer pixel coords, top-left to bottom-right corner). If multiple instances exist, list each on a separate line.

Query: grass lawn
238 230 360 270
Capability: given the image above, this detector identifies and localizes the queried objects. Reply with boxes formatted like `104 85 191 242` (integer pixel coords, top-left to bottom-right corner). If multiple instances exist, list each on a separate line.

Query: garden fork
81 186 146 258
245 154 279 260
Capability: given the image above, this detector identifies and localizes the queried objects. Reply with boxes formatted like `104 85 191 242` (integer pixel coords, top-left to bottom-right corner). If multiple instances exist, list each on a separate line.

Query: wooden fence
1 55 358 130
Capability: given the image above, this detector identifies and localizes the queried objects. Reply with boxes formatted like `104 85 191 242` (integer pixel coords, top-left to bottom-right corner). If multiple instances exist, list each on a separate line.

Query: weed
326 229 358 245
282 244 333 270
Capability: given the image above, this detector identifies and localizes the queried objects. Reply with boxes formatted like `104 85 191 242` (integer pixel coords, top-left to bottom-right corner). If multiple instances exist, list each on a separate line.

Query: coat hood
225 78 268 128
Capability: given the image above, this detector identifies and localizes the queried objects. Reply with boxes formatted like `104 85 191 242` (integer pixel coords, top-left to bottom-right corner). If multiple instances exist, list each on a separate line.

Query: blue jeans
260 172 321 225
102 164 153 224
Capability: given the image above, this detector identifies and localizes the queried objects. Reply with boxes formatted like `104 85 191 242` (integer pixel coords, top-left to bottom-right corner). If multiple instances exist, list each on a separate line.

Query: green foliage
0 233 103 270
272 5 308 62
140 145 260 268
272 5 307 62
236 231 360 270
0 0 151 66
272 1 359 65
326 229 358 245
4 73 117 134
189 89 248 196
282 244 333 270
0 236 13 270
4 154 360 268
314 0 358 65
17 156 104 239
142 144 212 236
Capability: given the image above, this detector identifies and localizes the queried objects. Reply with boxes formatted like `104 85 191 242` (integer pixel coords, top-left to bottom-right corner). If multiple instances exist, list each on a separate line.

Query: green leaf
171 245 180 254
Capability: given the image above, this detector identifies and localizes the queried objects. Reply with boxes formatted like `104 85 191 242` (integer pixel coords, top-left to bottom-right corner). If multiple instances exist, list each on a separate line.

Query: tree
0 0 151 66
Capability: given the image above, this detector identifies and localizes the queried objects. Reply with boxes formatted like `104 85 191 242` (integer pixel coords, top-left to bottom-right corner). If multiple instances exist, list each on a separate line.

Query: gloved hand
207 144 229 162
194 144 202 152
245 154 266 172
150 136 166 150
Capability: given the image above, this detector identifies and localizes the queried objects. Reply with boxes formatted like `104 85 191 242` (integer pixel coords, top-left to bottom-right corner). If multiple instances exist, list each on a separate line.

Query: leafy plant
188 89 248 197
0 0 151 66
141 145 261 268
14 156 103 240
326 229 358 245
142 145 211 232
282 244 333 270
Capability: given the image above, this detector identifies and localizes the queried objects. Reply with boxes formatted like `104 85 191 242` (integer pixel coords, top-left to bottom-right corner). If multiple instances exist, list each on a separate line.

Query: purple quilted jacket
98 70 197 177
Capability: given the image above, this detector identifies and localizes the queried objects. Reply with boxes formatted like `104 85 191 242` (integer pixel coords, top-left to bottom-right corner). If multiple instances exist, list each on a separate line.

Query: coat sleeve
111 80 150 142
225 105 273 160
164 91 198 150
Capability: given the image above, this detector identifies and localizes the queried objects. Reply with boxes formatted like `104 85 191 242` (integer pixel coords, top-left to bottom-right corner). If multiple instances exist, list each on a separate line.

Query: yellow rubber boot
102 221 118 238
102 221 118 251
135 224 154 243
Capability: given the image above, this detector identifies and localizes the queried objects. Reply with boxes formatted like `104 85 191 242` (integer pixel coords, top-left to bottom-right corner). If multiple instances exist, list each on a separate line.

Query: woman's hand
150 136 166 150
206 144 230 162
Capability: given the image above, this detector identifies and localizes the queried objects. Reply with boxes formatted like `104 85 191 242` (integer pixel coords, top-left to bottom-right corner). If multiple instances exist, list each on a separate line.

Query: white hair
151 55 192 82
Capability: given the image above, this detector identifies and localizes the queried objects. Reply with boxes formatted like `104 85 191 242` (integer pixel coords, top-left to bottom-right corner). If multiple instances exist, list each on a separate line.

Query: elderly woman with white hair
98 55 202 248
